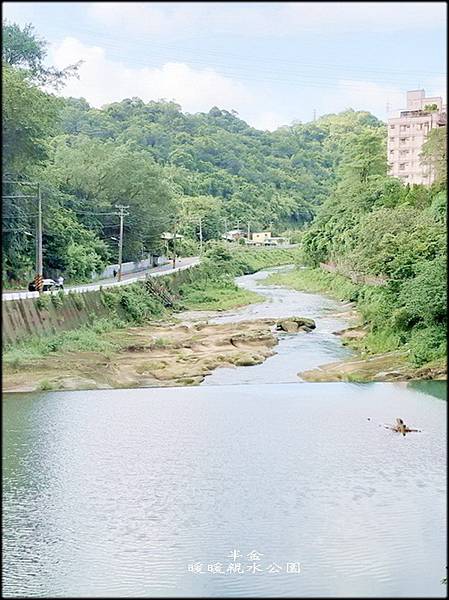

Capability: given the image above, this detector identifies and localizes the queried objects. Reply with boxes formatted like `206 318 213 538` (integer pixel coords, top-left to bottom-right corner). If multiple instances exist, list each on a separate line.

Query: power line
39 19 446 77
67 210 118 216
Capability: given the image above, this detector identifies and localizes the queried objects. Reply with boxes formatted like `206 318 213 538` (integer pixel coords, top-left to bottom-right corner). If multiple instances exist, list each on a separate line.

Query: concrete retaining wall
319 262 387 286
2 290 112 346
92 255 167 280
2 267 198 347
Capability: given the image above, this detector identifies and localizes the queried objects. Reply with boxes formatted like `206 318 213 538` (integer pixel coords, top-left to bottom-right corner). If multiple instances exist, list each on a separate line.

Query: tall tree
2 20 80 87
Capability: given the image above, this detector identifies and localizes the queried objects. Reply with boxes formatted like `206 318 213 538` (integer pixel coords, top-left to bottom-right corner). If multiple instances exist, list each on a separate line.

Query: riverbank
266 267 447 382
5 256 444 391
3 316 318 392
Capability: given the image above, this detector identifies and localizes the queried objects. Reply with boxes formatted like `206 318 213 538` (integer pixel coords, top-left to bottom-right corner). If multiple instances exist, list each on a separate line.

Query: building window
389 137 395 142
390 124 395 129
399 163 406 170
399 137 407 143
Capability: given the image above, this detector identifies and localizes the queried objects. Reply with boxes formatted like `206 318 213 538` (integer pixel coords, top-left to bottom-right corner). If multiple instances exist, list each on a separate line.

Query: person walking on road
58 275 64 289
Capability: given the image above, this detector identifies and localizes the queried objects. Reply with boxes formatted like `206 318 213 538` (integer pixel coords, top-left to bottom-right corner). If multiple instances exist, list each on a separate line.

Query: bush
408 326 447 366
36 294 51 310
117 284 165 323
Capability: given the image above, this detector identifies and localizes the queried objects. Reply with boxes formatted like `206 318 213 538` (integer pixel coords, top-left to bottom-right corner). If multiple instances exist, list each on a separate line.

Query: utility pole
36 183 43 291
115 204 129 282
198 216 203 253
2 176 43 292
313 109 316 122
247 221 250 240
172 219 177 268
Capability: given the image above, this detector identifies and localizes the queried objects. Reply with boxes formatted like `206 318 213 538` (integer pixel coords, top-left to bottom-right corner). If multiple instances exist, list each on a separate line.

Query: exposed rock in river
276 317 316 333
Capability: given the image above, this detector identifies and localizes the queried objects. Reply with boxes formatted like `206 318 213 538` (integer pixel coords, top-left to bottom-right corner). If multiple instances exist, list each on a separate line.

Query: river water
2 268 447 598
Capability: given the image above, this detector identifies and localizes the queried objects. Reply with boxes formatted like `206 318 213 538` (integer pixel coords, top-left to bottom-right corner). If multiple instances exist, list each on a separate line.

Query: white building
387 90 446 185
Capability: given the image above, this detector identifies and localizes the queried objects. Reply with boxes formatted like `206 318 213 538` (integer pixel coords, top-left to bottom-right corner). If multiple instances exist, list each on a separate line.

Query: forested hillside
2 21 388 285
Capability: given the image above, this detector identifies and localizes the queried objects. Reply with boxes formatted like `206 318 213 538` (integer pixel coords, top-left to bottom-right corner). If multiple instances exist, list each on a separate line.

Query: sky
3 1 447 130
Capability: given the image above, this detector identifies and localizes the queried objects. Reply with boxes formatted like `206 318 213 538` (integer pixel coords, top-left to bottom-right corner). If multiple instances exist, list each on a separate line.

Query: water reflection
407 380 447 401
3 382 447 598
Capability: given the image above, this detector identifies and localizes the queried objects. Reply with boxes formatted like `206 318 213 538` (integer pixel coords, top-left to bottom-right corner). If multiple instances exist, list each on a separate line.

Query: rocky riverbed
3 316 315 392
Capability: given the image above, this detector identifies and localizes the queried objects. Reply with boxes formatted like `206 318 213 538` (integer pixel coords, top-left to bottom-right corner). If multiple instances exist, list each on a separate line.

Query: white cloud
50 37 252 114
250 110 290 131
280 2 445 33
332 80 406 118
87 1 445 37
49 37 446 130
324 78 447 120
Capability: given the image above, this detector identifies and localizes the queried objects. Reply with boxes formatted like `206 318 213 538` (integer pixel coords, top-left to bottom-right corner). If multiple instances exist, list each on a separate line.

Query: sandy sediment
3 318 287 392
300 324 447 382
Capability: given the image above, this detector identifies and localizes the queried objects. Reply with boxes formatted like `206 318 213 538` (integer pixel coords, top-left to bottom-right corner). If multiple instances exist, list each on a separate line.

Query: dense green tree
420 127 447 188
2 20 80 87
2 64 60 171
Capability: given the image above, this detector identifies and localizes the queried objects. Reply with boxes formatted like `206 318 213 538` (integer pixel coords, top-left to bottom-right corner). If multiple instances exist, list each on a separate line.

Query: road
2 257 200 301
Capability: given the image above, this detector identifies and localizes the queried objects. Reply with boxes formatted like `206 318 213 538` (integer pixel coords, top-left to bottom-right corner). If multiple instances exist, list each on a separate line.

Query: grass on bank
266 266 447 368
3 317 125 370
180 281 262 311
178 245 300 311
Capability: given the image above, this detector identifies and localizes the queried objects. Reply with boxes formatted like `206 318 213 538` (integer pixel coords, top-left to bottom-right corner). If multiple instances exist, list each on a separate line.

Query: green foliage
50 291 63 309
2 19 388 287
398 257 446 327
2 63 60 171
421 127 447 187
266 267 360 302
2 20 80 87
175 237 200 257
298 114 446 368
408 326 447 366
3 317 123 368
117 284 165 324
37 379 55 391
178 246 300 310
180 280 261 311
2 21 46 70
36 294 51 310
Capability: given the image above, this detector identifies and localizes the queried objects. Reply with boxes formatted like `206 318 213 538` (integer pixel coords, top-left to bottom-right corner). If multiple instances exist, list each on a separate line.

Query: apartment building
387 90 446 185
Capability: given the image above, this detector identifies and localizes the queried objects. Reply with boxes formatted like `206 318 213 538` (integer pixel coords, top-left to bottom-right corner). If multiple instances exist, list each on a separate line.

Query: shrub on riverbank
267 266 447 368
178 244 300 310
3 317 125 368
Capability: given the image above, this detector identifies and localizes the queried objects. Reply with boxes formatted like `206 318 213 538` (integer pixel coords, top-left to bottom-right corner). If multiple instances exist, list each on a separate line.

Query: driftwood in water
384 418 421 436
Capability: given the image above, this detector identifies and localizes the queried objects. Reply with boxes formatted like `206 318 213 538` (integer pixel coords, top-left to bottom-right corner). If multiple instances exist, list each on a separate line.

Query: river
2 267 447 598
